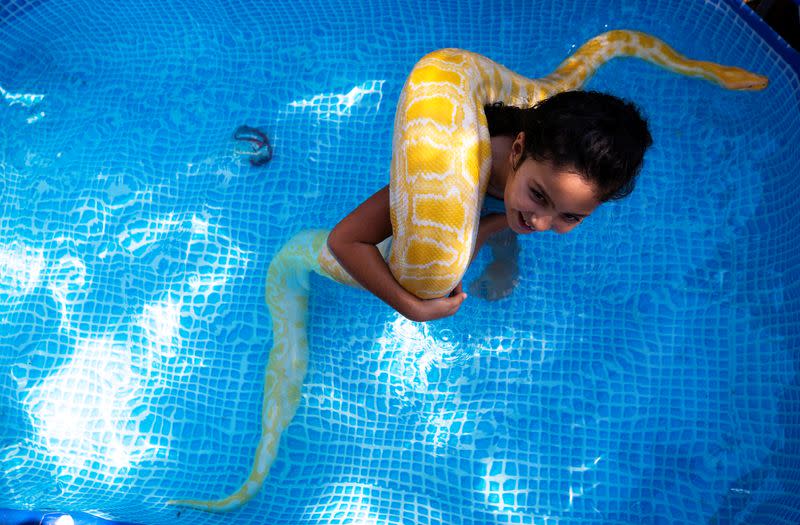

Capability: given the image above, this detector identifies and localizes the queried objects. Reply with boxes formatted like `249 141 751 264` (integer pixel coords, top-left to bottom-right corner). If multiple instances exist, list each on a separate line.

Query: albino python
168 30 767 511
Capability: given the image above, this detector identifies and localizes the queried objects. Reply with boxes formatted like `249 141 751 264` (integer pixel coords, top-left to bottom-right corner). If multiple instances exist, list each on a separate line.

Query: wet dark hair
484 91 652 202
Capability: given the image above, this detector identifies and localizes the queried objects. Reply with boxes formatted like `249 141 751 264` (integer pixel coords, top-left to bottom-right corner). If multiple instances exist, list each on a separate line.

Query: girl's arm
327 185 469 322
472 213 510 262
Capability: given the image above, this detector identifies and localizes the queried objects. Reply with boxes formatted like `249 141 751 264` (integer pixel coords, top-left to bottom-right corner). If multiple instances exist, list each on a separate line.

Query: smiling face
503 132 601 235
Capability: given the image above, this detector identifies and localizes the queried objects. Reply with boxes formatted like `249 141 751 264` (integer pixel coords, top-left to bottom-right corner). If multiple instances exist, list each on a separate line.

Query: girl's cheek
558 222 579 234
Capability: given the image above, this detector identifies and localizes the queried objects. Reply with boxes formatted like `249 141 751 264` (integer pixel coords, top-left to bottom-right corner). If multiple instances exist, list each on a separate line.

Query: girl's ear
511 132 526 169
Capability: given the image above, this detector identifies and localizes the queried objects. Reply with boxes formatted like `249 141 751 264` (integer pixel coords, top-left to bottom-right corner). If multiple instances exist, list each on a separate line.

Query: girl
327 90 653 321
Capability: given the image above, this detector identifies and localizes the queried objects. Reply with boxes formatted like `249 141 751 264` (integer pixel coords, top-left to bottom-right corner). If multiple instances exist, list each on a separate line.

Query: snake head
717 66 769 91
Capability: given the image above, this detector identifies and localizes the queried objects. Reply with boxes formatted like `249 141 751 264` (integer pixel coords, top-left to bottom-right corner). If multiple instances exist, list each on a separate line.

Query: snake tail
167 229 328 512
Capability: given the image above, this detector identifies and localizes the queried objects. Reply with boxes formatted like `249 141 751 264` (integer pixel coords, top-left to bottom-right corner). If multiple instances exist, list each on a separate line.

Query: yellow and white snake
167 30 767 511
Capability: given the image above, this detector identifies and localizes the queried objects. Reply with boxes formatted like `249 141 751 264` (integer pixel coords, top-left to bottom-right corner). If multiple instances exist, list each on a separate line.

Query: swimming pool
1 0 798 523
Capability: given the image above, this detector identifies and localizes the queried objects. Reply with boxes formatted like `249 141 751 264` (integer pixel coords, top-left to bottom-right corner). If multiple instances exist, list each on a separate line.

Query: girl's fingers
407 291 467 322
446 292 467 315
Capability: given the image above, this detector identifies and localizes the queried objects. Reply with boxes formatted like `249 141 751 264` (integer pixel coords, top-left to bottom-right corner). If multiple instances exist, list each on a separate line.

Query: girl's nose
531 214 552 231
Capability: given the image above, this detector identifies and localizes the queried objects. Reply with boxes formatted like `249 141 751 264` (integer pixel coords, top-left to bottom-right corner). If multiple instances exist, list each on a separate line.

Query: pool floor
1 0 799 524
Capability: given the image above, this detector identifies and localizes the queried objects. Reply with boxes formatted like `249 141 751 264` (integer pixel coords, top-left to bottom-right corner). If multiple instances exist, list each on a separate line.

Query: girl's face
504 132 601 235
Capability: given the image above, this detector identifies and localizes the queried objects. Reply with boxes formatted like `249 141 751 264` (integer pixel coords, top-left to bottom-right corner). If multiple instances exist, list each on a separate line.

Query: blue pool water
1 0 799 524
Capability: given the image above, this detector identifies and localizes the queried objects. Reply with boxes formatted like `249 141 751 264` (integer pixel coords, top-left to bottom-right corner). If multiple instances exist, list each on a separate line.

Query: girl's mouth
516 210 534 232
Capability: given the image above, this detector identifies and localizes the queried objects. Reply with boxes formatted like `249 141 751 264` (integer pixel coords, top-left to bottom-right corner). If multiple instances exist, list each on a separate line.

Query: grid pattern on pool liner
0 0 798 524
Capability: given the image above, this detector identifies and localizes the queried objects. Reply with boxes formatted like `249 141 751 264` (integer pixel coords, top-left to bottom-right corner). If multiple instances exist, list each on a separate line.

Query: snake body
168 30 766 511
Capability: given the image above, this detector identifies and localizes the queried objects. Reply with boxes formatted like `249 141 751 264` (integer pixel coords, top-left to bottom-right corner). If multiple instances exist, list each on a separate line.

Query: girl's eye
530 189 545 202
563 215 582 224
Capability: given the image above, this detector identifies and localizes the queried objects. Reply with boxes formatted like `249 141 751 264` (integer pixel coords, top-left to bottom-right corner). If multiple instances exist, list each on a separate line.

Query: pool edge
723 0 800 77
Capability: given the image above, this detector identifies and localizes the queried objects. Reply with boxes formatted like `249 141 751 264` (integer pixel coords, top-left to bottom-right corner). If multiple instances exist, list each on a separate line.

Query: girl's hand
400 282 466 322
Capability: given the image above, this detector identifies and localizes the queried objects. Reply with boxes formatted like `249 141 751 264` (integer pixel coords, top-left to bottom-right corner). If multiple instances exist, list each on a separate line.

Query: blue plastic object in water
0 509 138 525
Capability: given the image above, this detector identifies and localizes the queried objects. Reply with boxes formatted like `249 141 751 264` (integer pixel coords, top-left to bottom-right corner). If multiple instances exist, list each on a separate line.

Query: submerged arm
472 213 510 262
